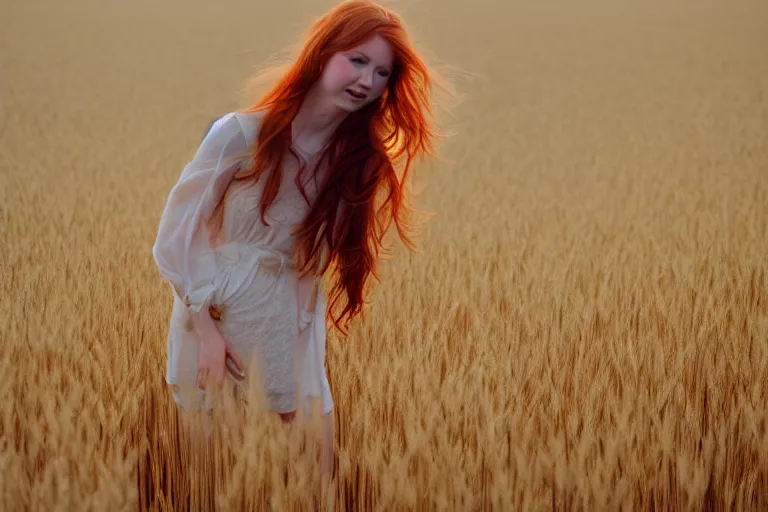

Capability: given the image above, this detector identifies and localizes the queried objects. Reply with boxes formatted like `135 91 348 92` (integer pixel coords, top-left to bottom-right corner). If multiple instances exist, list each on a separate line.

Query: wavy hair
223 0 457 334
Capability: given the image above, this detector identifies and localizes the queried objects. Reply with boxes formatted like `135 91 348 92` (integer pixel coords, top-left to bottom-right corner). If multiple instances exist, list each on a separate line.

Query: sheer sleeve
297 278 334 416
152 113 249 313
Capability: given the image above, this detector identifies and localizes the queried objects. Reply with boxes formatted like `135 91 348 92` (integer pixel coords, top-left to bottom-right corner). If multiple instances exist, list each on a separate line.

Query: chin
332 96 368 114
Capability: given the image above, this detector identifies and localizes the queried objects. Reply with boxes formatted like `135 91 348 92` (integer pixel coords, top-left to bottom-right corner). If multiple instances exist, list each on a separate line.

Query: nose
357 69 373 90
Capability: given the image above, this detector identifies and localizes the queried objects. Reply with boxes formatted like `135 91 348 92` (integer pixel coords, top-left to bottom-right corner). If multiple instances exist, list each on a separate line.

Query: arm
153 114 249 386
152 113 248 313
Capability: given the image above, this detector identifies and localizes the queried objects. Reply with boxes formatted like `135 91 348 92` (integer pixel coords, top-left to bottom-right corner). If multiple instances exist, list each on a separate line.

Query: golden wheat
1 0 767 509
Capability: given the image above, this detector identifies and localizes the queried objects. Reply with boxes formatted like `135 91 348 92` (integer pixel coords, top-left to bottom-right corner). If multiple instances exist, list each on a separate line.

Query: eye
349 56 366 65
377 70 390 78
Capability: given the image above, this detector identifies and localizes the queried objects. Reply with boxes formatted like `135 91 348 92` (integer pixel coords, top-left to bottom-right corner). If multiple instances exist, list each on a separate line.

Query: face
319 34 395 113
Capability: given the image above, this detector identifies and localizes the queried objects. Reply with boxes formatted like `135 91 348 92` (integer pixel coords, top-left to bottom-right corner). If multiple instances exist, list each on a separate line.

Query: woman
152 0 451 469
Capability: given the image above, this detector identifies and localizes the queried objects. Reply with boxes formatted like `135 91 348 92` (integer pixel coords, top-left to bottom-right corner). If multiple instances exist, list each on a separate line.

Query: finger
212 360 226 383
226 348 247 380
226 355 245 380
226 356 245 381
195 368 209 390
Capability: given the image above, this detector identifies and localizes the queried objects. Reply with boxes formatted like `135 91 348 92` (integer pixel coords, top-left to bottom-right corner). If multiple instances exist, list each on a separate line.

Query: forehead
347 34 394 68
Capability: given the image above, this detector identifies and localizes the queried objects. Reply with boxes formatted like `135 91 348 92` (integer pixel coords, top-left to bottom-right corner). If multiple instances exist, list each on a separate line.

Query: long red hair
229 0 453 334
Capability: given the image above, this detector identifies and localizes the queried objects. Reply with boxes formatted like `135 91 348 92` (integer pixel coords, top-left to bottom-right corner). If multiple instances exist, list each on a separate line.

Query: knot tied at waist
181 242 296 324
215 242 295 277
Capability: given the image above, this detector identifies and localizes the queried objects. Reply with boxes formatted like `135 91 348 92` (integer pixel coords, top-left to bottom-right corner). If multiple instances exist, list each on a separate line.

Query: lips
345 88 366 100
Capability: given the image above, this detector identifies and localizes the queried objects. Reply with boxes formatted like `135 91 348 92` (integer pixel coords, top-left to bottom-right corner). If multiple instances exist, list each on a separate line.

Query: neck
291 85 348 154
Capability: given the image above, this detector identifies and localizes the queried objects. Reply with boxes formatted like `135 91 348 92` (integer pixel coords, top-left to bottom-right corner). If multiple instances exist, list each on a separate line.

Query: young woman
152 0 452 468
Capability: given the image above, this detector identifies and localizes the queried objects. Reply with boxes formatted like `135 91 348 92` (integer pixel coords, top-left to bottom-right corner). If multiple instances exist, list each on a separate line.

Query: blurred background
1 0 767 509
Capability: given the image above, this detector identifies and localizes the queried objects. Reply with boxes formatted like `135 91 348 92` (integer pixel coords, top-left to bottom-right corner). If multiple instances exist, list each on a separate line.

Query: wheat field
2 0 767 509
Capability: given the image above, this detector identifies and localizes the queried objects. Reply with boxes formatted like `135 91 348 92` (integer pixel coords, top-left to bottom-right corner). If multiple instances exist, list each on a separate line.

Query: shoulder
191 112 252 166
231 110 266 147
194 110 265 166
202 112 243 143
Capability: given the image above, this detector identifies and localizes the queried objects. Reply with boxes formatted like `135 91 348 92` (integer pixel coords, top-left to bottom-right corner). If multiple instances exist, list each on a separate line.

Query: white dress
152 111 333 416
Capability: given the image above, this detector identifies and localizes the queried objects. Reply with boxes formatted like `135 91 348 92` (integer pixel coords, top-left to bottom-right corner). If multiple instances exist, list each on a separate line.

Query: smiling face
319 34 395 113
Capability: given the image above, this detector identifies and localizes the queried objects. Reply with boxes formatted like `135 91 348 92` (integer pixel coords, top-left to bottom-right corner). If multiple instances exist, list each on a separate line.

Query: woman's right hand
191 310 246 391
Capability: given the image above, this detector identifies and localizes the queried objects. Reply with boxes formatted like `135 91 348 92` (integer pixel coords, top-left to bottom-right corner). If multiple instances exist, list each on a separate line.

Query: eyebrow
354 51 392 72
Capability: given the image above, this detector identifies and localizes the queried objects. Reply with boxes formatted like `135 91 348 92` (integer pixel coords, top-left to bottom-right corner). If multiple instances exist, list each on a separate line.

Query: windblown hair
226 0 453 334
